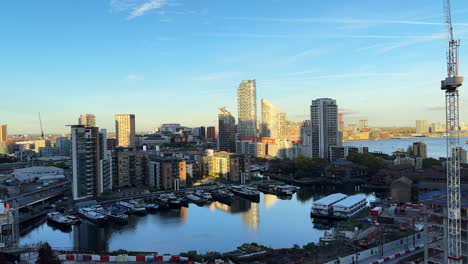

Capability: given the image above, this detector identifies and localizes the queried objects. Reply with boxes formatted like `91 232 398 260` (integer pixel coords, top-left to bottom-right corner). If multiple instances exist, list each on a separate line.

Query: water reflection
73 222 108 251
241 202 260 230
263 194 278 209
21 185 377 254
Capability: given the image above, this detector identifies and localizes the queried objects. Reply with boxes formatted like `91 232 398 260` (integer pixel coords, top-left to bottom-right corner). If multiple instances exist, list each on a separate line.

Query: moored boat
47 212 74 227
78 208 107 224
229 185 260 202
186 194 207 206
145 203 159 213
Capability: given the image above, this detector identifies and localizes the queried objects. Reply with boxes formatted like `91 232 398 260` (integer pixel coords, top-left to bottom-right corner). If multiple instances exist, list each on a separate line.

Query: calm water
20 186 375 254
345 136 468 159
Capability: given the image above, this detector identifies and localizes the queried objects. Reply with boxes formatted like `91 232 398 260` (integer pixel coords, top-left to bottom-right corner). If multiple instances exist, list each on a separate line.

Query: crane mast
38 112 44 139
442 0 464 263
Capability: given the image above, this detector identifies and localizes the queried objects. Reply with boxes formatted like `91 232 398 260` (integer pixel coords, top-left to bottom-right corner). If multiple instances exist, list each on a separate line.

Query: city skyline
3 0 468 133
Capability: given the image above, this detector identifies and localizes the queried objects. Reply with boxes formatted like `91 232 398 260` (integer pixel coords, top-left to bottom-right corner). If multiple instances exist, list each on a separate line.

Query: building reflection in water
72 222 108 252
209 198 259 230
240 202 259 230
209 199 251 214
263 194 278 209
179 207 188 222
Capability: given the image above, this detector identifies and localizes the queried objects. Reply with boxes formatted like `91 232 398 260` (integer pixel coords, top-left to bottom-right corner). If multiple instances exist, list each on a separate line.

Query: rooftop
313 193 348 206
419 189 468 208
333 194 367 208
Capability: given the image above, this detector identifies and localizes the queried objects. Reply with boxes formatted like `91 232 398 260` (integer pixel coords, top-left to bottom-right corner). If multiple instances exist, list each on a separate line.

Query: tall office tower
415 120 428 134
338 113 344 132
71 125 112 200
310 98 341 159
237 79 257 137
115 114 136 148
0 124 7 142
207 126 216 139
200 126 206 139
261 99 286 139
78 114 96 127
218 107 236 152
412 141 428 159
359 119 368 129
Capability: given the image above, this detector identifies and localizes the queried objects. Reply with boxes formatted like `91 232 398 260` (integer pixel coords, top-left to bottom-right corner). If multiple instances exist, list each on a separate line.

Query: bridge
6 182 69 223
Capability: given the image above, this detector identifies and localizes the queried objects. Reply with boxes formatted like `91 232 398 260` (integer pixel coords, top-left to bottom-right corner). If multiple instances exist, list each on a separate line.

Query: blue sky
2 0 468 134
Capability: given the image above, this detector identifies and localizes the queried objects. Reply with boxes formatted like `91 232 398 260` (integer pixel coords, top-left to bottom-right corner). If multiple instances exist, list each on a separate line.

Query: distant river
345 137 468 159
20 187 375 254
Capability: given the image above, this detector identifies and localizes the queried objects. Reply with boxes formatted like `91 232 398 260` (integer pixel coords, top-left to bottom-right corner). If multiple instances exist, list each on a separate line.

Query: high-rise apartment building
78 114 96 127
54 137 72 157
413 141 428 159
0 125 7 142
359 120 368 129
261 99 285 139
207 126 216 139
310 98 341 159
237 79 257 137
115 114 136 148
218 108 236 152
71 125 112 200
200 126 206 139
416 120 428 134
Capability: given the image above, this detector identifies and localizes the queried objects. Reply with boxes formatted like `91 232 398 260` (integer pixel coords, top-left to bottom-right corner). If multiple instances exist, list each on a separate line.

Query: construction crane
441 0 464 262
38 112 44 139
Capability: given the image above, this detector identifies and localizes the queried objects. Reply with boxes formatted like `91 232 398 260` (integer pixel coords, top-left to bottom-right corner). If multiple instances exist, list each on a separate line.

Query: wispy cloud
282 49 326 64
126 74 143 80
129 0 168 19
225 16 468 26
193 72 245 81
193 32 292 39
427 105 445 111
110 0 170 20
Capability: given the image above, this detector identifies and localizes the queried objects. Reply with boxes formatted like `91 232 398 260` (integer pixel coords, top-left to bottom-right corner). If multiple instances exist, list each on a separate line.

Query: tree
36 242 60 264
422 158 442 169
347 153 386 172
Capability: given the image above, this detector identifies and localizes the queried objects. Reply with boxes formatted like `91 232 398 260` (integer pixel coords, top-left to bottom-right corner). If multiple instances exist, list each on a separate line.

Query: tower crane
38 112 44 139
441 0 464 262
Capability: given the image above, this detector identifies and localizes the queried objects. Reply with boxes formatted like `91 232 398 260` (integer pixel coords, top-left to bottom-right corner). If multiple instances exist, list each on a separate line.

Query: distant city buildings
207 126 216 139
329 146 369 161
237 79 257 137
413 141 428 159
261 99 285 139
218 108 236 152
78 114 96 127
359 120 368 130
310 98 341 159
0 124 7 142
415 120 429 134
338 113 344 132
115 114 136 148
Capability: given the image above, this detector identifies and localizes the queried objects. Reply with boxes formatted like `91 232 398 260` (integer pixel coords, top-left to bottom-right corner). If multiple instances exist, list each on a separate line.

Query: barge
310 193 348 218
